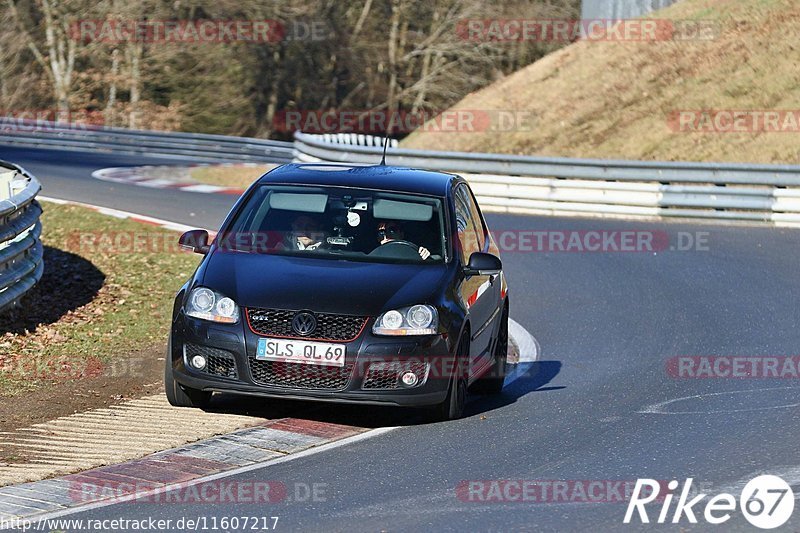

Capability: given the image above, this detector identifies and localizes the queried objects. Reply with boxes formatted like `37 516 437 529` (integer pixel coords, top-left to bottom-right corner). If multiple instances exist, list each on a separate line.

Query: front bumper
169 312 454 407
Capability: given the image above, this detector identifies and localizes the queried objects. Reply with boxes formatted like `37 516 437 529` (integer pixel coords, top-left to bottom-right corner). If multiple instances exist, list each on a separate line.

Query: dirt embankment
403 0 800 164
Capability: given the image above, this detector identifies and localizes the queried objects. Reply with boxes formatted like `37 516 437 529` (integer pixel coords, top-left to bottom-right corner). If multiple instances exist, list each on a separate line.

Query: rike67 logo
624 476 794 529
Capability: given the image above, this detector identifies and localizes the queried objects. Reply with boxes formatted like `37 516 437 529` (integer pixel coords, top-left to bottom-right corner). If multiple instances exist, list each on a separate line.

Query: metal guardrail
0 120 294 164
3 120 798 224
0 160 43 314
294 132 800 225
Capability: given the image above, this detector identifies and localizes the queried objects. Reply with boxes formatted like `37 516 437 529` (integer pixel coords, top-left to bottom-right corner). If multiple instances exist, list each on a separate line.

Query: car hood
200 251 449 316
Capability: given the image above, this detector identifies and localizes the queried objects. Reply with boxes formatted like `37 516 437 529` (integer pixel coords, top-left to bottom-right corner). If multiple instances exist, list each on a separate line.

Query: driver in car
377 221 431 260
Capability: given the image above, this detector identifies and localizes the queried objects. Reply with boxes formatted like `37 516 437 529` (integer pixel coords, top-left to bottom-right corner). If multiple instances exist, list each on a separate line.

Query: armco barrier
0 161 43 314
3 122 798 224
0 120 294 164
294 131 800 225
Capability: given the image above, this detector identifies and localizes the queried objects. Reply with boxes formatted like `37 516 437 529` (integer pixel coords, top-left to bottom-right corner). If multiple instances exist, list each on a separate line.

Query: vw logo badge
292 312 317 336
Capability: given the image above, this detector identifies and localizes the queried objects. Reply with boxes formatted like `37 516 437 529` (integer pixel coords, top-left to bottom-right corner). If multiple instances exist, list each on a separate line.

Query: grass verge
189 164 275 189
0 202 201 397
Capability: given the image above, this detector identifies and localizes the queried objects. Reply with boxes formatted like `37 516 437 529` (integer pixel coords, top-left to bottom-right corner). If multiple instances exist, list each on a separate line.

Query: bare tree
385 0 402 119
125 41 142 128
104 47 119 126
6 0 78 114
0 0 581 136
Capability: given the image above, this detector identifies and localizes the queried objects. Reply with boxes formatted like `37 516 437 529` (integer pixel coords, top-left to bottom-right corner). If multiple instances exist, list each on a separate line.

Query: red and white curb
91 165 259 195
0 413 369 522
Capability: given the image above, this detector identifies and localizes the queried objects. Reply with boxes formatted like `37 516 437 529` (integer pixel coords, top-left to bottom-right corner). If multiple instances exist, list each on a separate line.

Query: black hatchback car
166 163 509 420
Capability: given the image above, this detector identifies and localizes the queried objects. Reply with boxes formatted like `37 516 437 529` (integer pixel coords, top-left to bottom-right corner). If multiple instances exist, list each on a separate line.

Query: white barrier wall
582 0 679 20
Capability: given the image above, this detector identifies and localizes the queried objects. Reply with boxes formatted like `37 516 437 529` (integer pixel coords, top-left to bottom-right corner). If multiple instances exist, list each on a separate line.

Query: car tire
471 306 508 395
164 338 212 409
429 334 469 421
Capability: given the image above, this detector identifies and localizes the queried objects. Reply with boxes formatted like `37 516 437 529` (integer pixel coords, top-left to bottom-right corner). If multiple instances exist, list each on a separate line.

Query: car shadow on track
464 360 564 418
202 360 563 428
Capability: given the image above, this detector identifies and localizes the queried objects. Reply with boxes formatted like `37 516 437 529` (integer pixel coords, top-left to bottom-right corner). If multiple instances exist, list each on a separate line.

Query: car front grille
247 356 355 390
362 361 429 390
246 308 368 342
185 344 237 379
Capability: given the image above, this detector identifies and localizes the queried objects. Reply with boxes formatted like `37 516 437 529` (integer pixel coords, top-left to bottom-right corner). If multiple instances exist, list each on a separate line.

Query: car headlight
373 305 438 336
185 287 239 324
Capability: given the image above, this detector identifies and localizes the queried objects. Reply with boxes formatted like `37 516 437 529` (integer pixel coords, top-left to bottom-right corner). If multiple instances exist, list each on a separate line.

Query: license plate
255 338 346 367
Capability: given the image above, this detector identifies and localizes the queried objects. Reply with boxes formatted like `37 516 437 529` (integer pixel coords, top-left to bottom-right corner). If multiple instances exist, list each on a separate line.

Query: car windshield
220 185 447 264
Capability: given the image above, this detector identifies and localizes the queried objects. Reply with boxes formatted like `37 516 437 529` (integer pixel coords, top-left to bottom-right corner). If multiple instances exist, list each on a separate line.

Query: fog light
400 371 419 387
191 355 207 370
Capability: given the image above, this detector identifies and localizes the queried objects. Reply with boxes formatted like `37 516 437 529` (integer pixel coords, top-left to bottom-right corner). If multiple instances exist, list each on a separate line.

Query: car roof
256 163 461 197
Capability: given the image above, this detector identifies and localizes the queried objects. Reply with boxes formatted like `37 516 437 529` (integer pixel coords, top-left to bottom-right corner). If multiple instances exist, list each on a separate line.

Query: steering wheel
382 240 418 250
369 239 421 260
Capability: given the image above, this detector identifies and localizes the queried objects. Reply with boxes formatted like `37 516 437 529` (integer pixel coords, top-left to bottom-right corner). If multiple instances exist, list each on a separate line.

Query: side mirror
464 252 502 277
179 230 210 254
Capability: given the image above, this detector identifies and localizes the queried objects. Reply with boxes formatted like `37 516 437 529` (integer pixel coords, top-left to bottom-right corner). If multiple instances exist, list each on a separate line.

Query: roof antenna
379 124 392 166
